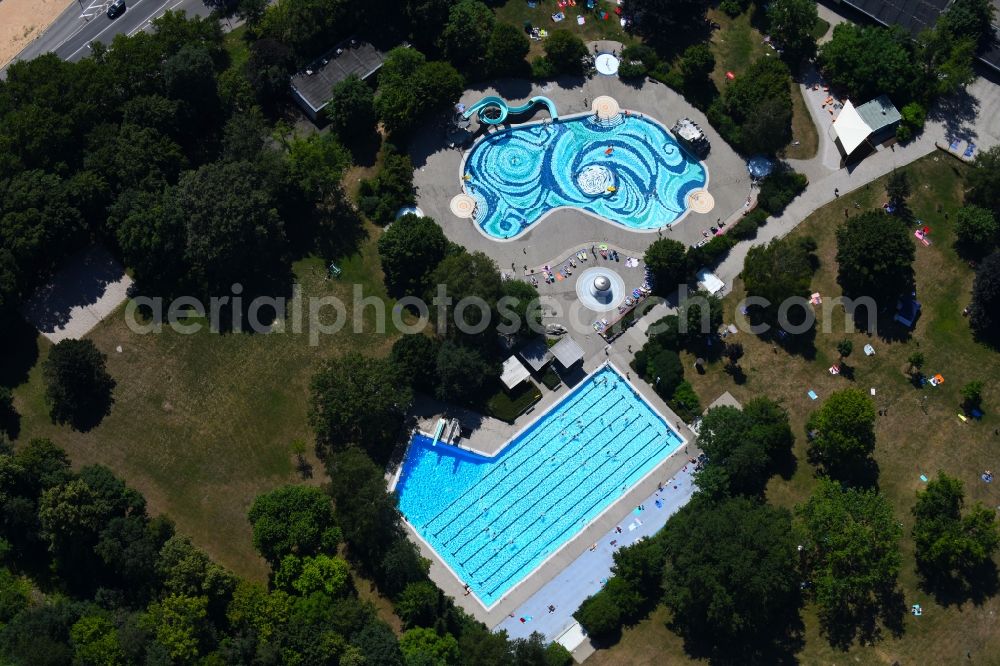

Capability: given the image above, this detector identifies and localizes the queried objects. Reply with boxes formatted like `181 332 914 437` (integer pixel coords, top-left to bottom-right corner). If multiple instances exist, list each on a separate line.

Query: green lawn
488 380 542 423
592 153 1000 664
9 227 402 580
495 0 635 59
707 5 819 160
222 24 250 72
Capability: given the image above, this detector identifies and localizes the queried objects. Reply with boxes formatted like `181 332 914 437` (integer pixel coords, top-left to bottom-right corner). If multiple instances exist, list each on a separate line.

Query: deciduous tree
969 250 1000 342
912 472 999 597
308 353 412 461
42 340 115 431
377 215 449 298
796 479 902 647
662 497 802 660
835 212 914 304
806 388 877 482
247 485 340 566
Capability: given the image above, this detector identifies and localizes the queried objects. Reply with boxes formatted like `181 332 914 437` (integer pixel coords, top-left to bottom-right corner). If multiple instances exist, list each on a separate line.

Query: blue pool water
463 114 707 239
395 365 684 606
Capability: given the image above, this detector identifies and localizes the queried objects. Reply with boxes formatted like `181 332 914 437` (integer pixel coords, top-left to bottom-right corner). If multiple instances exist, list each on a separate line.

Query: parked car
107 0 126 19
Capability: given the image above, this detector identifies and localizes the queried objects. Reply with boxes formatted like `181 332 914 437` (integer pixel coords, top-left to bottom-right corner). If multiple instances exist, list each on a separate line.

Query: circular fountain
576 266 626 312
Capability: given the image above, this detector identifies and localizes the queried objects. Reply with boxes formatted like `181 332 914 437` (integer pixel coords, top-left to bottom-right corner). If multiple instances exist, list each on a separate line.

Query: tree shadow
821 585 905 650
928 86 981 145
0 317 40 388
674 603 805 665
63 392 115 433
918 561 1000 607
809 454 881 490
342 129 382 168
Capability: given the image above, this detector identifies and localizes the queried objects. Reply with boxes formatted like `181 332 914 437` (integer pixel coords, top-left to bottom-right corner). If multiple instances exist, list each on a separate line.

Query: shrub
669 381 702 422
530 56 557 79
758 165 808 214
720 0 747 17
617 60 648 79
897 102 926 142
573 587 622 639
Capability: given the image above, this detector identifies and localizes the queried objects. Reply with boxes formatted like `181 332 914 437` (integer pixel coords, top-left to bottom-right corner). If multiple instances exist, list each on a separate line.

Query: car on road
107 0 126 19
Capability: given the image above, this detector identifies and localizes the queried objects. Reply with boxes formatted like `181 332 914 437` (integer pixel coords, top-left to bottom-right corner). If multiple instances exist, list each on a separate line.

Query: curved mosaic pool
462 114 707 239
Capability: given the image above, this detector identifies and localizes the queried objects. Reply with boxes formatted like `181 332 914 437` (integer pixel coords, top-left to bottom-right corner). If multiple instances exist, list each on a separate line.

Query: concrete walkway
496 466 697 653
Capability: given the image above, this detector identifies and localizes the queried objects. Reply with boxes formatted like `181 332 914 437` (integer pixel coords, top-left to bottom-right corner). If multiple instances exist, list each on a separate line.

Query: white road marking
66 0 153 60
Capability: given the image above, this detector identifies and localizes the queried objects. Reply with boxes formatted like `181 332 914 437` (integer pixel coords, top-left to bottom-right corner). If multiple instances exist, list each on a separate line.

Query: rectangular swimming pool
395 364 684 607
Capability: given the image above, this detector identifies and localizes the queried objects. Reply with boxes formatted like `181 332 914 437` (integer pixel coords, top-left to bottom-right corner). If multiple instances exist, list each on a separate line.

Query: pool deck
400 355 702 630
496 466 697 660
411 74 751 267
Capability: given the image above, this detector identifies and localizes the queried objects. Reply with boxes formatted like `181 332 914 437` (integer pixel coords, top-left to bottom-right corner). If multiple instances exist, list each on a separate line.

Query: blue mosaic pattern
463 115 707 239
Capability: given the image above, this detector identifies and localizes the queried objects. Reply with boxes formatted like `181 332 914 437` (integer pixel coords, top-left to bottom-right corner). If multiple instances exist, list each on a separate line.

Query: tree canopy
767 0 820 64
324 74 377 142
696 398 795 497
644 239 688 296
247 485 340 566
42 340 116 432
743 236 817 327
796 479 902 648
308 353 412 461
623 0 710 53
912 472 999 599
835 212 914 304
966 145 1000 217
806 388 877 483
377 214 450 298
709 57 793 155
662 496 802 660
969 250 1000 342
817 24 925 104
375 47 464 136
543 30 588 75
953 205 998 258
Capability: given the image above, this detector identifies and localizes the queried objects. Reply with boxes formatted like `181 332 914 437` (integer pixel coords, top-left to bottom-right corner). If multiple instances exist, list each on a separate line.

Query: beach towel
829 365 840 375
864 344 875 356
577 15 585 24
920 474 929 482
808 390 818 400
551 12 565 21
958 413 968 423
810 292 822 305
971 409 984 419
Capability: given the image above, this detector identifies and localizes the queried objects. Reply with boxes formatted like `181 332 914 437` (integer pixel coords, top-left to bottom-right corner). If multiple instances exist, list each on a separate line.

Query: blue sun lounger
963 142 976 158
949 138 961 151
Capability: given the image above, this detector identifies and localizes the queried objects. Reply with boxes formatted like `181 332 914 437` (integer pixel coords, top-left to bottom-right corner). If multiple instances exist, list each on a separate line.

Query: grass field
495 0 634 59
591 153 1000 663
707 6 819 160
9 228 402 581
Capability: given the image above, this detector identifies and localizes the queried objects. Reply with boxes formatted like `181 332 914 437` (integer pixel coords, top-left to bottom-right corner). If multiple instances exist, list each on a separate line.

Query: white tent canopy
696 269 725 296
550 336 584 369
501 355 530 390
832 100 873 155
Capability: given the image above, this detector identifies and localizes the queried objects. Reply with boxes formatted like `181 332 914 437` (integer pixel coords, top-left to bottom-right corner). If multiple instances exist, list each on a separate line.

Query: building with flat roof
290 38 385 121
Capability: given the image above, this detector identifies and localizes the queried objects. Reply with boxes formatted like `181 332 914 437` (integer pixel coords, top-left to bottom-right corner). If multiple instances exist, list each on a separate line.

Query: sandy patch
0 0 74 67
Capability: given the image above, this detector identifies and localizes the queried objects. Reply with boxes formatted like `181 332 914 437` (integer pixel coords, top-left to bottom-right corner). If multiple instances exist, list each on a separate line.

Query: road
7 0 212 68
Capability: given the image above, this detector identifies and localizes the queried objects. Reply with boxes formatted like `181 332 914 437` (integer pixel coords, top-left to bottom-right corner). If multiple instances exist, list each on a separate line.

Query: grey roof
290 39 384 115
840 0 949 35
550 336 584 368
518 337 554 372
856 95 901 133
501 356 530 390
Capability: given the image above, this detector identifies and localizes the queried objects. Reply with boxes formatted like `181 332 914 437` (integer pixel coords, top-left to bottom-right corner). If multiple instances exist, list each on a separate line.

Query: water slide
463 95 559 125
